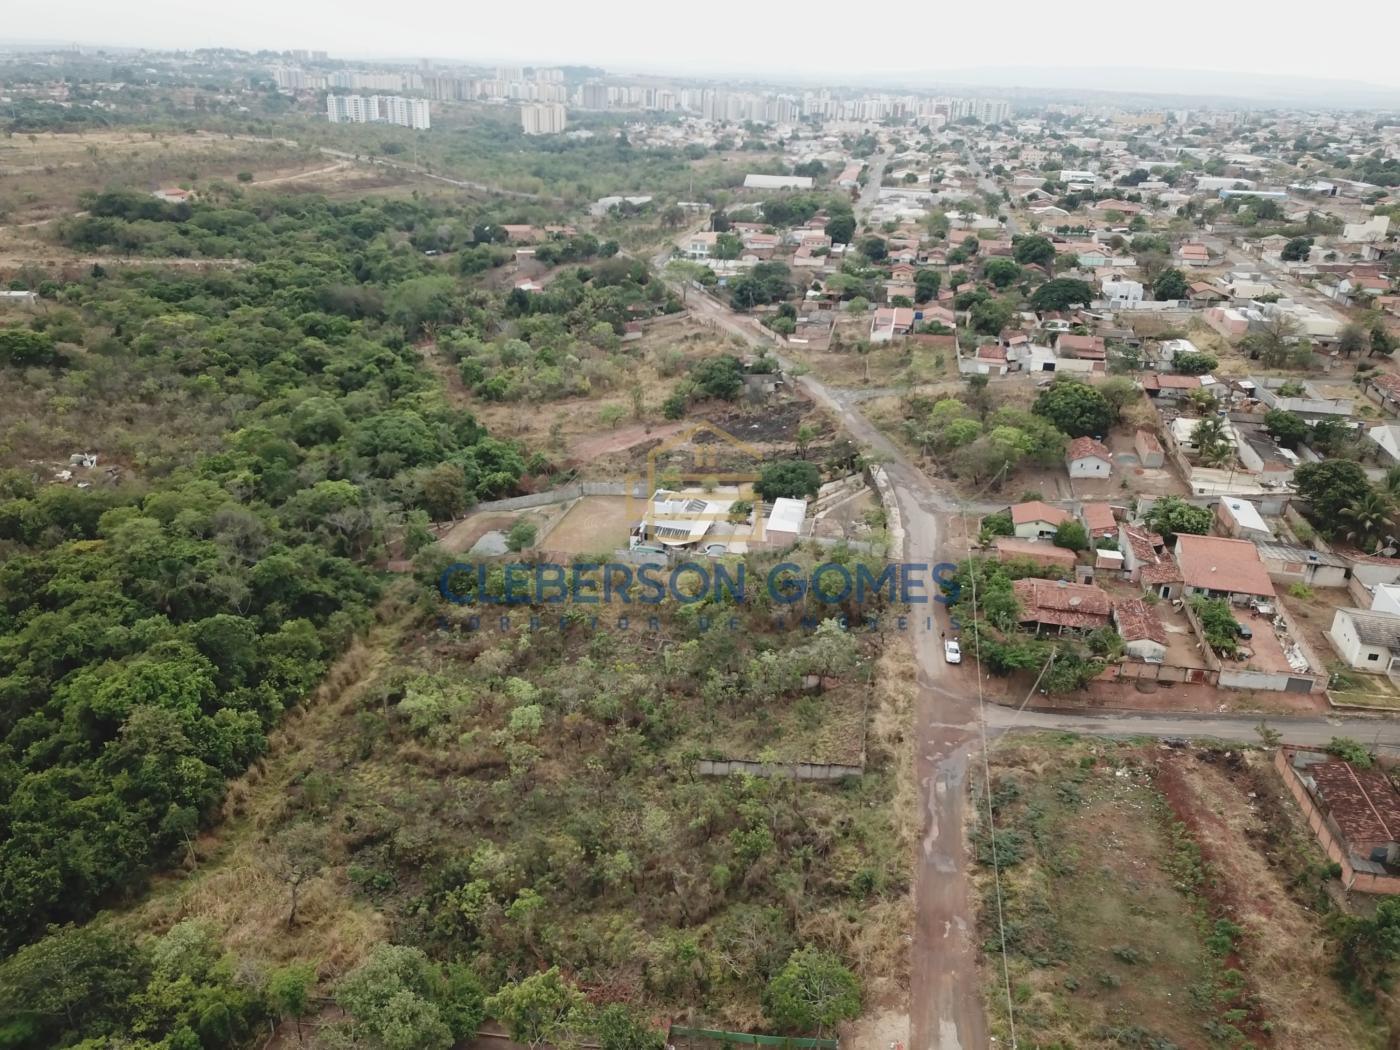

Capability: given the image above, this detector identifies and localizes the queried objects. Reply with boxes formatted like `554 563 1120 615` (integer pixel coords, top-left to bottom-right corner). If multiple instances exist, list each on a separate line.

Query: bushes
756 460 821 501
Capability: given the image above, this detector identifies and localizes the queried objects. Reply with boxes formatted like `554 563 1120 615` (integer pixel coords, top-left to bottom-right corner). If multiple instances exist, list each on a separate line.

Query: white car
944 639 962 664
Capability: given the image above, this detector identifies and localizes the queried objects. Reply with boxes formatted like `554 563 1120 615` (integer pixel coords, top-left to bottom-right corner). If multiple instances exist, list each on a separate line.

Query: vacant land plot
0 130 324 224
972 735 1385 1049
540 495 636 555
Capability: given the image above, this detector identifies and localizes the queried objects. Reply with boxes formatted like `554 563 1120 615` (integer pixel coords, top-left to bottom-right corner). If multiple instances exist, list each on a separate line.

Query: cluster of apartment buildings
325 94 430 130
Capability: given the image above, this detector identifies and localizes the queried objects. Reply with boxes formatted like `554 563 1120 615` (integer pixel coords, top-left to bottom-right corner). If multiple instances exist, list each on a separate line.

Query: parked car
944 638 962 664
1235 621 1252 640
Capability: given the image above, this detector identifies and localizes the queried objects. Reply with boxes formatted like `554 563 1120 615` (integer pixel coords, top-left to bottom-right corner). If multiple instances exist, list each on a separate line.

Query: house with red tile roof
1066 437 1113 479
1175 533 1276 603
1012 578 1112 633
1081 502 1117 540
1114 597 1168 662
1011 501 1073 539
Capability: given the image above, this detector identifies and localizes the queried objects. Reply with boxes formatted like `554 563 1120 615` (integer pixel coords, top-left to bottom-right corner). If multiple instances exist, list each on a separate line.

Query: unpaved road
655 266 987 1048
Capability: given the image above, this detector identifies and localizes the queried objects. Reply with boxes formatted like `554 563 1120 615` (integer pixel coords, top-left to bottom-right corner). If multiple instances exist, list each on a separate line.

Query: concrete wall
472 481 649 513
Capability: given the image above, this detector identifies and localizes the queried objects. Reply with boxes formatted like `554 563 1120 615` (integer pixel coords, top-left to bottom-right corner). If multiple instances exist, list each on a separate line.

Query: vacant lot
540 495 636 555
0 129 325 224
972 735 1385 1048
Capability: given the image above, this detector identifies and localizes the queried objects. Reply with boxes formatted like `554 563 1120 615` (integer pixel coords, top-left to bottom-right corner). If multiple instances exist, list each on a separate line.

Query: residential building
1175 533 1276 604
1329 608 1400 673
1081 502 1117 541
1011 501 1072 540
1012 579 1112 634
1114 598 1168 663
764 498 808 547
1135 430 1165 468
869 307 915 343
1255 542 1350 589
1214 498 1273 542
326 94 429 129
521 103 567 135
1343 215 1391 243
1176 243 1211 267
1102 279 1144 305
1066 436 1113 479
1277 747 1400 894
743 174 813 190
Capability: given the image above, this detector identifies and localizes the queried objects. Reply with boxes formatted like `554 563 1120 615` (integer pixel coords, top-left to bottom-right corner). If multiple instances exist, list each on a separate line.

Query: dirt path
250 160 350 186
655 267 988 1049
568 421 685 460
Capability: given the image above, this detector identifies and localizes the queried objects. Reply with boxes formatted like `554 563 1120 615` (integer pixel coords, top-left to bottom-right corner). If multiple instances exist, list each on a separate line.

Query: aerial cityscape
2 14 1400 1050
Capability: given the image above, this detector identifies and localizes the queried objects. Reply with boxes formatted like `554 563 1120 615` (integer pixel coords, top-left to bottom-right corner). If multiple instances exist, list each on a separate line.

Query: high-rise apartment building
326 94 430 130
520 102 567 135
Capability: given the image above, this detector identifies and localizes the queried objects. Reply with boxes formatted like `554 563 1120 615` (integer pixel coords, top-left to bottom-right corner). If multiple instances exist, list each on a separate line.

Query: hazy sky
9 0 1400 91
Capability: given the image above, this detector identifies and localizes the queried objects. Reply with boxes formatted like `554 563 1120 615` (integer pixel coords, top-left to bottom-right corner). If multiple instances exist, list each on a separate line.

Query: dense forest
0 193 546 959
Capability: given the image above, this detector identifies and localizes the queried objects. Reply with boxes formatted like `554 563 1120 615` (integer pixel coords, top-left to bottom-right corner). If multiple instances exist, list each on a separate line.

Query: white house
1329 608 1400 673
1374 584 1400 617
743 174 813 190
1343 215 1391 243
1102 279 1144 305
764 498 808 547
1066 436 1113 479
1010 501 1073 540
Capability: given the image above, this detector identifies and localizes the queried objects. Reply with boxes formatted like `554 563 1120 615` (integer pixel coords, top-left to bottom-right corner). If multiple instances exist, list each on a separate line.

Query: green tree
1097 377 1138 421
1153 267 1188 301
1281 236 1313 261
1053 519 1089 551
336 945 462 1050
1263 409 1309 449
1340 490 1393 552
1338 322 1368 357
268 962 317 1044
1294 460 1374 528
0 328 58 366
691 354 745 400
858 236 887 261
1372 323 1396 358
594 1004 664 1050
713 232 743 259
757 460 822 501
914 268 942 302
487 968 587 1050
1143 496 1213 541
824 212 856 243
983 258 1021 289
1031 378 1111 437
763 948 861 1036
506 520 538 552
1029 278 1095 312
1012 234 1055 267
1172 351 1218 375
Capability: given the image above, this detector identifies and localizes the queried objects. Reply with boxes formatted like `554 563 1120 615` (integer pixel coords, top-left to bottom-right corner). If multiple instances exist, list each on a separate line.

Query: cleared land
971 735 1385 1049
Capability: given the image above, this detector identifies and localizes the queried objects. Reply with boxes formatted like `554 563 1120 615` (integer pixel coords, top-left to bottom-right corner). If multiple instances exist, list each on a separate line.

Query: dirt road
657 271 988 1048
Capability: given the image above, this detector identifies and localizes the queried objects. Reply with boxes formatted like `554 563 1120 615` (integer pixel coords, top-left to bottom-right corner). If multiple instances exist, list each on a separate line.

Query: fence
669 1026 838 1050
1273 748 1400 894
467 481 651 514
695 759 863 780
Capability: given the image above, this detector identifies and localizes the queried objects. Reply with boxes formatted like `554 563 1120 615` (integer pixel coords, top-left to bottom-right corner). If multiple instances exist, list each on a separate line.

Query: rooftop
1066 436 1112 462
1310 760 1400 850
1114 597 1169 645
1013 578 1113 629
1175 533 1276 597
1011 501 1072 527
